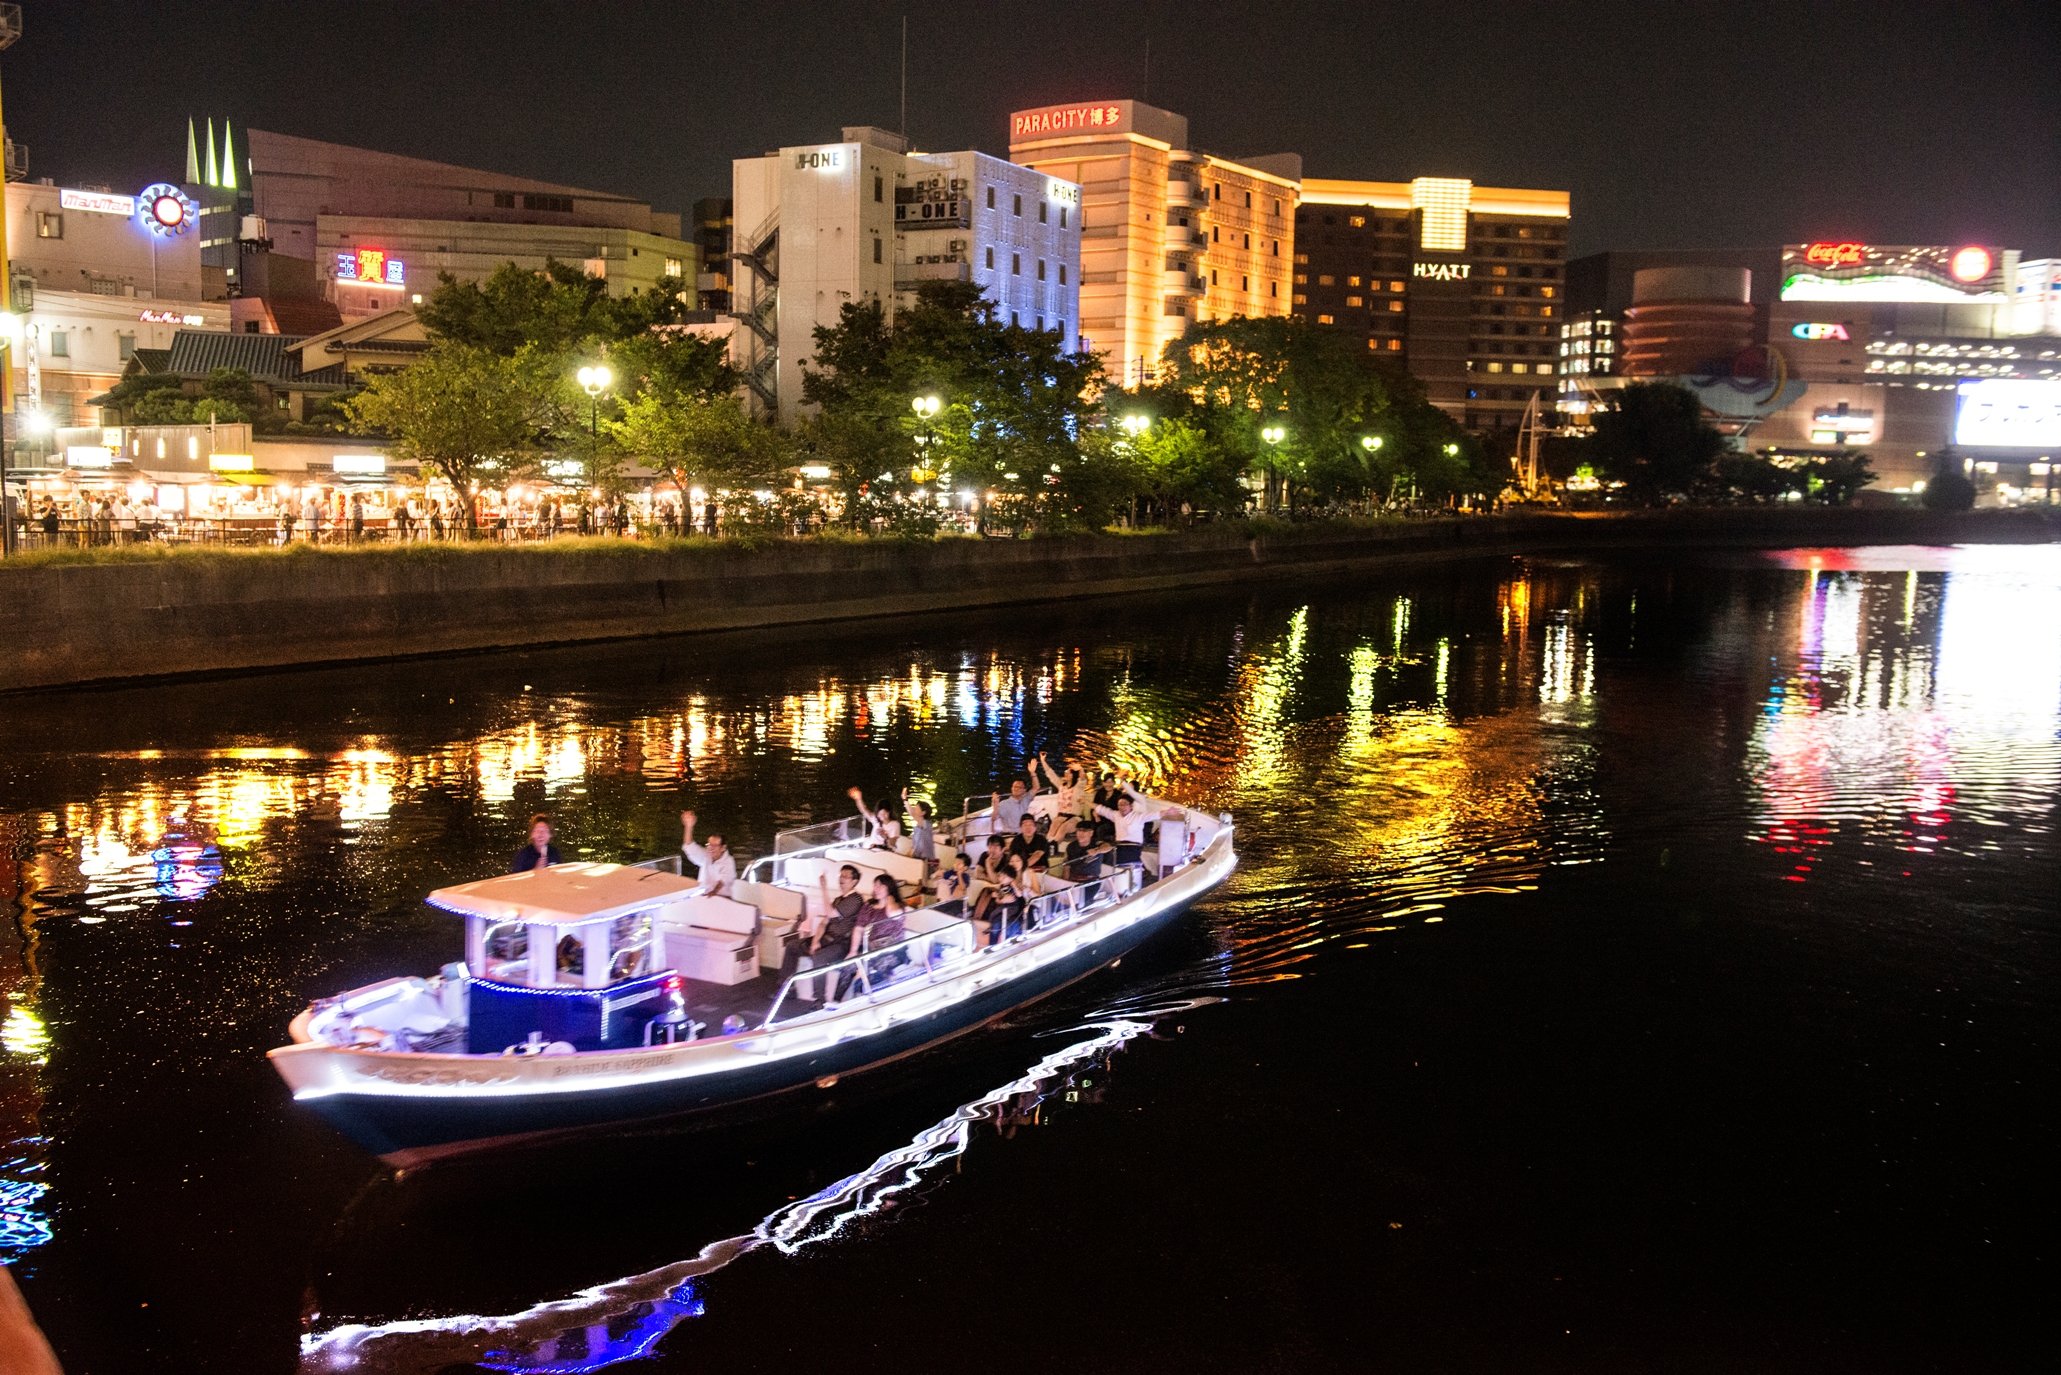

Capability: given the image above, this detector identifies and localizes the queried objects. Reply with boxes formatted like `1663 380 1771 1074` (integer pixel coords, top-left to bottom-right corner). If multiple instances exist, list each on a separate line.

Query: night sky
6 0 2056 258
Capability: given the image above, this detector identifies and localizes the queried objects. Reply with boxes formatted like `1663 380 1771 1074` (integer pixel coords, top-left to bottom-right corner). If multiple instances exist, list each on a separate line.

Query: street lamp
910 395 942 484
1361 436 1383 451
576 365 612 439
1443 442 1460 456
1262 425 1286 444
911 395 941 419
1122 414 1150 436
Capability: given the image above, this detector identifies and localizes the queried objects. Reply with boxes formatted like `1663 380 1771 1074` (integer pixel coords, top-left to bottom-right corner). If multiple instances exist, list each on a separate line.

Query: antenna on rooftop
900 14 907 139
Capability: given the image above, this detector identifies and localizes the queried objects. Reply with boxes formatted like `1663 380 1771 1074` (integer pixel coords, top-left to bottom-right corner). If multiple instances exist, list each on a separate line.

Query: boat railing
758 864 1142 1030
773 814 869 854
955 785 1059 839
629 854 684 876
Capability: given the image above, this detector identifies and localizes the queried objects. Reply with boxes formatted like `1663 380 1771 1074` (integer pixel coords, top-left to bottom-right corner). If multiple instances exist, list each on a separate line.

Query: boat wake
299 999 1213 1373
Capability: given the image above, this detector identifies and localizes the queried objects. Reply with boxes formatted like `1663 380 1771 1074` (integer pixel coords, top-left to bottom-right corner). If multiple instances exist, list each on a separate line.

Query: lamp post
1122 414 1150 437
910 394 942 501
576 365 612 439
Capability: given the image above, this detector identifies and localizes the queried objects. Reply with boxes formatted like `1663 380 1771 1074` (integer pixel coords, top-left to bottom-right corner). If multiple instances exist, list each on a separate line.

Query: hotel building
731 126 1081 422
1294 178 1571 428
1007 100 1299 388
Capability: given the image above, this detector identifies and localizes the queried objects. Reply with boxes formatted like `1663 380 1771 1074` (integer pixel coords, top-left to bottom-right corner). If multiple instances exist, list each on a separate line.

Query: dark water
2 546 2056 1374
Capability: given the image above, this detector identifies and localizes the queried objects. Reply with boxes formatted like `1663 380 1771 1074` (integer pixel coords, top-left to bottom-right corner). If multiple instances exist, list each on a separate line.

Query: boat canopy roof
427 862 698 927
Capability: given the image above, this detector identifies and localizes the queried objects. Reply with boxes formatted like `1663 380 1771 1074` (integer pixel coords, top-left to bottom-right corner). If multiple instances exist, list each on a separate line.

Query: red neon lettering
1804 241 1865 266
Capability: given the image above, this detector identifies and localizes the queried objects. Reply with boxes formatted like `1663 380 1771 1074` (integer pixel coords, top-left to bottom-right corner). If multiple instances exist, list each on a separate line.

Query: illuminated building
1007 100 1300 388
1562 242 2061 493
1294 178 1571 427
237 129 696 323
731 127 1081 422
693 198 733 312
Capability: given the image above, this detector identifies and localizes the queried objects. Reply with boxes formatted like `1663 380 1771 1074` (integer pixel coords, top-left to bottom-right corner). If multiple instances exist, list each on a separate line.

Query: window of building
245 320 261 334
48 330 68 357
1388 301 1403 313
1059 264 1067 285
1211 269 1219 285
1390 280 1404 292
522 194 574 213
1242 275 1250 290
664 257 683 276
118 333 136 360
36 211 61 239
1349 216 1366 228
1013 193 1022 216
1486 361 1503 373
493 191 516 208
1318 275 1335 285
1037 259 1047 280
1057 319 1065 337
1213 226 1220 243
1540 286 1556 298
1060 207 1068 229
873 237 882 264
1317 314 1334 324
1214 183 1222 200
1270 281 1277 296
1243 233 1251 249
1038 201 1048 224
1011 311 1020 326
1011 253 1021 274
1491 265 1509 276
1346 296 1364 307
987 186 996 209
90 278 120 296
1295 253 1309 264
1295 274 1308 285
1294 293 1308 305
1347 275 1362 287
986 247 995 269
1273 199 1281 216
1036 315 1044 330
874 175 883 203
1272 240 1279 256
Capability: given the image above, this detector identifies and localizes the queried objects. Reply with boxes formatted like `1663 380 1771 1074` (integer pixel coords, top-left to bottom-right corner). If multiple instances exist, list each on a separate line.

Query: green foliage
608 391 789 497
801 282 1103 530
1587 381 1730 504
344 344 555 528
114 366 259 425
1921 449 1977 511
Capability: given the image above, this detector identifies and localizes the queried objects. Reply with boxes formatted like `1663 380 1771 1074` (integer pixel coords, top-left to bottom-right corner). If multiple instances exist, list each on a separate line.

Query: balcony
894 259 971 290
1162 269 1204 296
1168 180 1208 206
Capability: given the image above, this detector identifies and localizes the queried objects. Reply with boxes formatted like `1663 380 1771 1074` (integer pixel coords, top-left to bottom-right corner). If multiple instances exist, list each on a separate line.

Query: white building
6 179 226 429
731 126 1082 422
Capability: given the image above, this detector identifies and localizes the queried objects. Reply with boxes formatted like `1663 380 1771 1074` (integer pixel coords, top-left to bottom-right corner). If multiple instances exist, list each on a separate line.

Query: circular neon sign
1949 245 1992 283
136 183 198 237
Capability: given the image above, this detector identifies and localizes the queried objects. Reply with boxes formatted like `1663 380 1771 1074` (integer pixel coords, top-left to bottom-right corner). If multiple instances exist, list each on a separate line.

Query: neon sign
1950 246 1993 283
1412 261 1471 282
1010 103 1126 139
1791 322 1851 341
139 309 207 325
1804 241 1866 266
61 188 137 216
335 249 405 286
137 183 198 237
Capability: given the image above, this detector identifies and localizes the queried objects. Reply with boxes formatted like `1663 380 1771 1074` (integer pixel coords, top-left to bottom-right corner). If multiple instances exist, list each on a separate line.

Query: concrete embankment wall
2 507 2056 692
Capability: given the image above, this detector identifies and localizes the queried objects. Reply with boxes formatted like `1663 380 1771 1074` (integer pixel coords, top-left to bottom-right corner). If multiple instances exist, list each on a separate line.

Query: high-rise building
1007 100 1299 388
731 126 1081 422
693 198 733 313
1294 178 1570 428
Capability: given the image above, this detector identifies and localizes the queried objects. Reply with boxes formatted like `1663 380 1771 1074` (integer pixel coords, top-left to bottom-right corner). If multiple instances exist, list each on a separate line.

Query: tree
1921 449 1976 511
1121 417 1249 522
1801 450 1877 505
609 391 787 513
1588 381 1728 504
344 344 551 531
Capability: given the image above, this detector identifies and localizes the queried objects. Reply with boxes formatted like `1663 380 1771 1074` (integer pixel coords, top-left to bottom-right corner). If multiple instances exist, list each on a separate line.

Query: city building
5 177 228 429
1294 178 1570 428
731 126 1081 422
693 197 732 312
234 128 697 323
1563 241 2061 493
1007 99 1299 387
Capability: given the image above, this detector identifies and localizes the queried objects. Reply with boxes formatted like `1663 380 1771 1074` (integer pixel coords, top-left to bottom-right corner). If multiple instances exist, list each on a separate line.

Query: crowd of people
509 754 1177 1001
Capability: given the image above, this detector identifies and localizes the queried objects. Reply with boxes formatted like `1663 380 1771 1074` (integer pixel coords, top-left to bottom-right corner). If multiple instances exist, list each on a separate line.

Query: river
1 544 2055 1373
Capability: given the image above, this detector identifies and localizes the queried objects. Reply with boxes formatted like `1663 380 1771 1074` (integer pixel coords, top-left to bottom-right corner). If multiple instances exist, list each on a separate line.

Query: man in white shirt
1094 778 1175 869
680 810 737 897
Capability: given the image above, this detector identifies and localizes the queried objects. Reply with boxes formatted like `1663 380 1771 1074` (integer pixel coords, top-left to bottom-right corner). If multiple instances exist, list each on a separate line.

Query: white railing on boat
772 814 869 854
760 865 1142 1028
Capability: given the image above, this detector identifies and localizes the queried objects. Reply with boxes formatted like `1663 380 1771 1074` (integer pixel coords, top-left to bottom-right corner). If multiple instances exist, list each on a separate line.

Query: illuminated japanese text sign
1010 103 1126 139
61 188 137 216
335 249 405 286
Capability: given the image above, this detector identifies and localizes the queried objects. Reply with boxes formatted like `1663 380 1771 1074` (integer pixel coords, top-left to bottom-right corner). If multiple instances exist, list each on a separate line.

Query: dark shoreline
3 507 2055 692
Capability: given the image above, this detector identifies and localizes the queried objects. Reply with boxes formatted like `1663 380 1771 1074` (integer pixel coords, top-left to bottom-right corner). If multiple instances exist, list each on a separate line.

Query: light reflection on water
0 546 2054 1372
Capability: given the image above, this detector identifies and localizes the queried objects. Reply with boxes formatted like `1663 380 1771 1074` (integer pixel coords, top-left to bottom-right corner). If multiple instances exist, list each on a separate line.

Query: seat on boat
656 894 761 986
734 879 805 971
823 844 926 898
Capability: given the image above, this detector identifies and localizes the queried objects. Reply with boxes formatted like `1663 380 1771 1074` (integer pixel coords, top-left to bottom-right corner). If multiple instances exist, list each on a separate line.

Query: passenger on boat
1063 819 1112 882
936 852 973 915
1008 813 1054 871
781 865 866 981
903 790 937 866
510 814 563 873
1094 781 1152 869
679 811 737 897
840 874 909 997
990 773 1035 836
969 836 1011 936
845 787 915 855
1036 752 1086 821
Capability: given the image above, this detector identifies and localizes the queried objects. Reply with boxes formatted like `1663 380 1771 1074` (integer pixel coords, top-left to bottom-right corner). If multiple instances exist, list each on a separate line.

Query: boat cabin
428 862 735 1054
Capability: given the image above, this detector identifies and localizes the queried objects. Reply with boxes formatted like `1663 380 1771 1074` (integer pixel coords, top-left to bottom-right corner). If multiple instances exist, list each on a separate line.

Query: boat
268 790 1236 1165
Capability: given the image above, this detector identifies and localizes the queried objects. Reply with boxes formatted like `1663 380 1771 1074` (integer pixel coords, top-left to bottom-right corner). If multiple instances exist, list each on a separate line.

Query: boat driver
510 814 562 873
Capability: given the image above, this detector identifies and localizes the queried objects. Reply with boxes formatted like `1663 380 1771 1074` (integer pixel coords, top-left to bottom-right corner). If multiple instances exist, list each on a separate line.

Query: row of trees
330 260 1876 533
